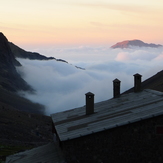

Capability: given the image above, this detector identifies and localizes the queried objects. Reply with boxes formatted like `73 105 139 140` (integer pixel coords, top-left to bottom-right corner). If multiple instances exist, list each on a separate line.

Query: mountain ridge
111 39 162 49
9 42 56 60
9 42 69 64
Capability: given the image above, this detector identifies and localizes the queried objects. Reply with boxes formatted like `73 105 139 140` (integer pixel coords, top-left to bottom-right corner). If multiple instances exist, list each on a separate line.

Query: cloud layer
16 46 163 115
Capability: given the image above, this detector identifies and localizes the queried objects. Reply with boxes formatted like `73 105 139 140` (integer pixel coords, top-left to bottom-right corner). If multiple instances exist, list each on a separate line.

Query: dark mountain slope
0 87 44 114
9 42 55 60
0 33 20 69
0 32 32 92
111 39 162 49
9 42 69 63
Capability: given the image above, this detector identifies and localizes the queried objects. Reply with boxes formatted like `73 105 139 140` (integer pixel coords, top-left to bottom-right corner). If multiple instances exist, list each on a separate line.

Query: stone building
51 74 163 163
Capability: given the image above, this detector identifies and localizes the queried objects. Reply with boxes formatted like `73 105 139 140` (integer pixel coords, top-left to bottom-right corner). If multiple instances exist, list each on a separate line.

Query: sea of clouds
16 46 163 115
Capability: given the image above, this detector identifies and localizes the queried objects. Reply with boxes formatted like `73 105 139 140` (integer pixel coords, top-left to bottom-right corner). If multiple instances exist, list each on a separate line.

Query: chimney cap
133 73 142 77
113 78 121 83
85 92 94 96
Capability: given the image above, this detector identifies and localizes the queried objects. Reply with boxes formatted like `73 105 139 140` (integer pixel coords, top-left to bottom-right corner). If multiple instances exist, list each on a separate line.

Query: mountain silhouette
111 39 162 49
9 42 55 60
9 42 69 63
0 32 32 92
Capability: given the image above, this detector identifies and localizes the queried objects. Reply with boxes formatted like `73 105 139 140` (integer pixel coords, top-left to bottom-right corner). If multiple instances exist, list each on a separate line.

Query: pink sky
1 0 163 49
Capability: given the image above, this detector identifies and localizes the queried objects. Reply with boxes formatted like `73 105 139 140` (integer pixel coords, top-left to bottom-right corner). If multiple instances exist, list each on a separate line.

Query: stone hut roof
51 89 163 141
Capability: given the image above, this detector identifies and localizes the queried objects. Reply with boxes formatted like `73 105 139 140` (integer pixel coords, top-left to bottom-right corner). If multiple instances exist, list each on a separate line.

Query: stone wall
61 115 163 163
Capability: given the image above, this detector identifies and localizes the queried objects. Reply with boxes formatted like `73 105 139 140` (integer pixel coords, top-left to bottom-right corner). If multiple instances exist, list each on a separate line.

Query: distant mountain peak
111 39 162 49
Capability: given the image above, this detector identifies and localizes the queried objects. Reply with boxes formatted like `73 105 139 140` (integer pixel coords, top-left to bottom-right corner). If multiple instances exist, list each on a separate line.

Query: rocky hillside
111 39 162 49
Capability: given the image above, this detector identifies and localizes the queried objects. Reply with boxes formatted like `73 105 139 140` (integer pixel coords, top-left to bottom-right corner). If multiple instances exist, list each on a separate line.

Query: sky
1 0 163 52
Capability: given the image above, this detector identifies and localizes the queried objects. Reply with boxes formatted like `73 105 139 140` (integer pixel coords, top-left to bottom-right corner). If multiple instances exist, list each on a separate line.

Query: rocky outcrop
111 39 162 49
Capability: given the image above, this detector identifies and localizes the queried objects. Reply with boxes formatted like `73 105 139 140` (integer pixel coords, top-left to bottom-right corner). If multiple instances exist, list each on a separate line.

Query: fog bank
16 46 163 115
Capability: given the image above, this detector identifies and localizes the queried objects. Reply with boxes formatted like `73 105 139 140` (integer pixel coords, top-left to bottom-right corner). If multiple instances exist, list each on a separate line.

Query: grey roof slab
51 89 163 141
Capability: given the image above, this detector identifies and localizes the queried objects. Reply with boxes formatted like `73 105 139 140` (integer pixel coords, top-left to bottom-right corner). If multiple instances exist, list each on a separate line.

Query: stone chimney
85 92 94 115
113 78 121 98
133 73 142 92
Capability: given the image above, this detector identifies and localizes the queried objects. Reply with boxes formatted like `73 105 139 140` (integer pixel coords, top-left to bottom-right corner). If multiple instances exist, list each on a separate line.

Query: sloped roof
51 89 163 142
